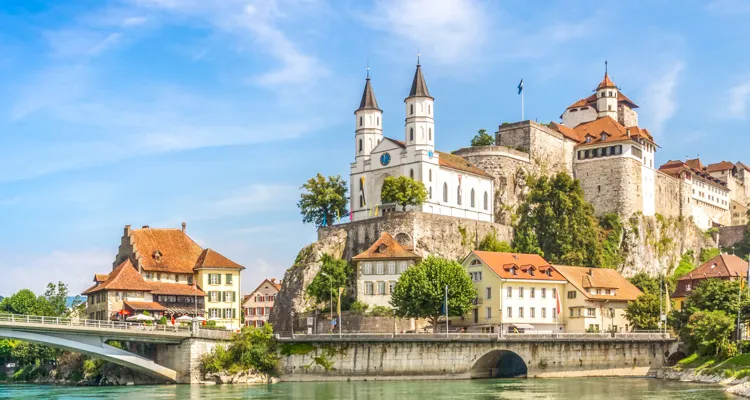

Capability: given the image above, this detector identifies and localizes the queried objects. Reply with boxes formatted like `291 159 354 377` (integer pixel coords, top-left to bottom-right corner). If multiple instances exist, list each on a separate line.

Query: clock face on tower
380 152 391 166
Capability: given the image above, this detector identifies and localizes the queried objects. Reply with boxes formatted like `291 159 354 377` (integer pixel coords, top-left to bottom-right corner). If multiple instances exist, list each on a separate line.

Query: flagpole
521 89 525 121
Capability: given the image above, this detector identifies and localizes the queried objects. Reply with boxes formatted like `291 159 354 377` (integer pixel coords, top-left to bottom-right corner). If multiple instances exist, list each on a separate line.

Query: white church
350 61 494 223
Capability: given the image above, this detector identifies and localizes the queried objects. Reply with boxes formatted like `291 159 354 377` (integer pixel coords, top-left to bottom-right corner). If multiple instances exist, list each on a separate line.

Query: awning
165 307 203 315
122 301 166 312
510 323 535 330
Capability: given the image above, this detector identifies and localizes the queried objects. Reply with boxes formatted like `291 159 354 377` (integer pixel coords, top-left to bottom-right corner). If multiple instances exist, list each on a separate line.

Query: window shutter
232 292 236 302
232 308 236 318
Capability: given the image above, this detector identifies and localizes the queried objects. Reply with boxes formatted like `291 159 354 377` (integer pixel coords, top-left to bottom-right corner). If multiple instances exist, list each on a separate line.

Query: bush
157 316 167 325
200 324 280 377
369 306 394 317
687 310 734 356
349 301 368 315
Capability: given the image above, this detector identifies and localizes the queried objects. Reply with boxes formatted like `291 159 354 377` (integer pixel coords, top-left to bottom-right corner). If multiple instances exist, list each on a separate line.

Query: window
587 308 596 317
530 307 535 318
541 288 546 298
410 169 414 179
541 308 546 318
429 169 432 182
486 287 492 299
519 287 524 298
686 282 692 291
511 267 517 276
552 308 557 320
552 288 556 298
387 261 396 274
519 307 524 318
486 307 492 319
376 262 384 274
377 116 380 126
443 183 448 202
507 286 512 298
570 309 574 317
209 274 220 285
389 281 396 293
377 281 386 295
530 287 535 298
359 116 363 126
483 191 488 210
428 104 431 114
470 189 475 207
567 291 576 299
410 104 414 115
157 273 161 281
359 139 363 153
398 261 408 274
429 128 432 141
226 274 233 285
365 282 374 295
210 291 219 302
429 187 432 199
363 262 372 275
507 307 512 318
457 185 462 205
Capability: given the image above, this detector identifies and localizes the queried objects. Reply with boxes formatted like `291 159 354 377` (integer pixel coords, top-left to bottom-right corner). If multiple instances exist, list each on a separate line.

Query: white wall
562 106 597 127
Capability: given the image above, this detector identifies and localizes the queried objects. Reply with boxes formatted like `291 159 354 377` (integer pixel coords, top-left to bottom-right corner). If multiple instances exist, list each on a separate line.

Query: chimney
270 278 276 283
626 128 631 137
182 222 187 233
142 225 150 229
124 225 132 235
588 268 594 276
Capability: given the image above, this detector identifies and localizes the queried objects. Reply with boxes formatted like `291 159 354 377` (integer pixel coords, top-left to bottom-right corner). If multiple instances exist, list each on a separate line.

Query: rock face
268 229 347 333
621 214 717 277
204 371 278 384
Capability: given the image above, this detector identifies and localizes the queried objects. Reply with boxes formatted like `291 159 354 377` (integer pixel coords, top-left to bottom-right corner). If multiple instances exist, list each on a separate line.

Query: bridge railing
277 331 673 341
0 313 191 333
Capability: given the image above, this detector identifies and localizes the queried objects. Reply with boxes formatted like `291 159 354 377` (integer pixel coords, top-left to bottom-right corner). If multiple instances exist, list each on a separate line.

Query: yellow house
195 249 245 329
460 251 568 333
554 265 642 333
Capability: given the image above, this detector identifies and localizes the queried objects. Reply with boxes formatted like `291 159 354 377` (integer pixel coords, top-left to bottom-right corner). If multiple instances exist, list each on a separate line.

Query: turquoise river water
0 378 741 399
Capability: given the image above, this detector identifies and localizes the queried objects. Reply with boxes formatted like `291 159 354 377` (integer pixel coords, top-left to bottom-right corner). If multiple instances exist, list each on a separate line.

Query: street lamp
321 272 333 333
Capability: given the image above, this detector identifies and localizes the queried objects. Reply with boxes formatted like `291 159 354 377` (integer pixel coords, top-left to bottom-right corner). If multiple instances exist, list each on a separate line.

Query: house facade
242 278 281 327
671 253 749 310
353 232 421 308
82 224 244 329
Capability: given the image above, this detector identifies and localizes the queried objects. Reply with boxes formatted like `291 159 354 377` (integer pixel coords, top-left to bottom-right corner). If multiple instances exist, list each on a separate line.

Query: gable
371 138 405 155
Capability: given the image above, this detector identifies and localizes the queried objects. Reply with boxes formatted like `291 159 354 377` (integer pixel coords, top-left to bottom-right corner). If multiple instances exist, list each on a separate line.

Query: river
0 378 740 399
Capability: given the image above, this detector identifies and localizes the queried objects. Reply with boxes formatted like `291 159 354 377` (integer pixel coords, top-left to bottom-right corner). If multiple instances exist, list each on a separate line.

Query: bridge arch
470 349 528 379
666 351 687 366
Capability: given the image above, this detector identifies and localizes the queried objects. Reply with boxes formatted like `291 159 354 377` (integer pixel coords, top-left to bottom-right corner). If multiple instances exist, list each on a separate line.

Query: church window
359 195 364 207
359 116 363 126
429 128 432 141
410 104 414 115
429 169 432 182
358 139 363 153
429 187 432 199
410 169 414 179
428 104 431 114
470 189 475 208
483 192 488 210
410 128 414 141
457 185 462 205
377 116 380 126
443 183 448 202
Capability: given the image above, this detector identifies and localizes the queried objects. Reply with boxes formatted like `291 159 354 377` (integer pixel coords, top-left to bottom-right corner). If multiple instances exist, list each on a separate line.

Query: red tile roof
131 228 204 274
706 161 735 173
385 137 491 177
658 159 728 188
353 232 421 260
148 282 207 296
553 265 642 301
195 249 244 270
597 72 616 89
123 301 166 311
470 251 565 281
672 254 749 298
551 116 655 147
82 260 153 295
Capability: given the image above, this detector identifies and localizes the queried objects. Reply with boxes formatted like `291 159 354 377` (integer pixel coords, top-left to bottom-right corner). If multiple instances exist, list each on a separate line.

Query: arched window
377 116 380 126
358 138 363 153
428 104 431 114
470 189 475 208
410 169 414 179
359 195 364 207
483 191 488 210
429 187 432 199
457 185 462 205
428 169 432 182
409 128 414 141
359 116 363 126
359 179 363 191
429 128 432 141
443 183 448 202
410 104 414 115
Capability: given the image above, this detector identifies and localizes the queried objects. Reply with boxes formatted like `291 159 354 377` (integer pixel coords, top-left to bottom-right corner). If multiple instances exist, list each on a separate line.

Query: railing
0 313 191 333
277 331 673 341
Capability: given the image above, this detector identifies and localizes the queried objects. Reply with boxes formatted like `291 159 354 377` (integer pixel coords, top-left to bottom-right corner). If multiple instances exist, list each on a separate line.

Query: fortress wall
574 157 643 217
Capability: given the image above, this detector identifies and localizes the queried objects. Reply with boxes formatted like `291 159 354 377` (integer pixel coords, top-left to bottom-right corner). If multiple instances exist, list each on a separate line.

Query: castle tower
355 69 383 159
596 62 618 120
404 57 435 151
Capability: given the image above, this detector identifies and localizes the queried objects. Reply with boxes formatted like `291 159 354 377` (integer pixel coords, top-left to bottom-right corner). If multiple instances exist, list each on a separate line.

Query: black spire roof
356 75 381 112
406 63 432 100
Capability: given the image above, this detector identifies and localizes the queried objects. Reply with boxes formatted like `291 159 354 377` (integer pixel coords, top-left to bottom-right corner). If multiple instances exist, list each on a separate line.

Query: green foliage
0 289 46 316
348 300 368 315
369 306 394 317
200 324 280 376
470 128 494 147
687 310 734 356
280 343 316 356
513 172 603 267
700 248 721 263
673 251 696 279
624 293 660 330
297 173 348 228
599 213 625 269
306 255 353 310
390 256 477 326
157 316 167 325
627 272 672 295
380 176 428 211
83 358 103 376
477 232 512 252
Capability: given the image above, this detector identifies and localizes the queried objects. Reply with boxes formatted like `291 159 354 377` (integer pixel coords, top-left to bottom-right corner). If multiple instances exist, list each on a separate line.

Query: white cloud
728 82 750 119
642 61 685 134
365 0 487 65
209 184 298 218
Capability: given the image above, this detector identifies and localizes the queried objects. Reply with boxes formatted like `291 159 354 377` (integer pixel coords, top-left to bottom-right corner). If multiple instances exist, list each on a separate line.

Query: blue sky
1 0 750 296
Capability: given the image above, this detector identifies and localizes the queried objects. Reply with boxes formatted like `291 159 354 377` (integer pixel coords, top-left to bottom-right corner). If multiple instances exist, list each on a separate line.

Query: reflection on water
0 378 738 399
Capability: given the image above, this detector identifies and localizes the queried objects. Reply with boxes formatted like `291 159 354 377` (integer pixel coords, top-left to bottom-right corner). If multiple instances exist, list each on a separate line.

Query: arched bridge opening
666 351 687 366
470 349 528 379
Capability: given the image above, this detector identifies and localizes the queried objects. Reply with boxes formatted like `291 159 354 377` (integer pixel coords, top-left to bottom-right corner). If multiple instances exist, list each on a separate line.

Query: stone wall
719 225 746 248
574 157 643 217
654 171 683 218
278 336 672 380
297 311 428 334
496 121 575 176
156 337 221 383
318 211 512 262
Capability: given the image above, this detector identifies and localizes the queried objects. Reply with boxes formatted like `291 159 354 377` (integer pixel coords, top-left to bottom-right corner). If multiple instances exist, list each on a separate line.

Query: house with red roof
242 278 282 327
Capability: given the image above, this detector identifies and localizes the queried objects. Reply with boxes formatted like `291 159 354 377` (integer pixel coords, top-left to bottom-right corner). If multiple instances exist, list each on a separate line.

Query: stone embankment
659 368 750 398
203 371 278 385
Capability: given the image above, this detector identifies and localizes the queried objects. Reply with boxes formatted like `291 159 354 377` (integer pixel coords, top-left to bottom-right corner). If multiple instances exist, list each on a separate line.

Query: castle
349 61 749 231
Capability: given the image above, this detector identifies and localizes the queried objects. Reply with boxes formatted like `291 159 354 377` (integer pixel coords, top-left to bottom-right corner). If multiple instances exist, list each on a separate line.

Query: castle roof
353 232 421 261
672 254 748 298
658 159 728 189
406 63 432 100
553 265 642 302
706 161 736 173
468 251 564 281
550 116 654 147
386 138 491 177
356 76 381 112
597 72 617 89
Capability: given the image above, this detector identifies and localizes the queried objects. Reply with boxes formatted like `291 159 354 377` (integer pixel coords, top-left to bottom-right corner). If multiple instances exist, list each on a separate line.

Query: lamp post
321 272 333 333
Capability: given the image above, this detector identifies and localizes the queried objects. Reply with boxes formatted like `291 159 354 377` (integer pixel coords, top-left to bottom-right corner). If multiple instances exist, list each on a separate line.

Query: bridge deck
280 332 675 343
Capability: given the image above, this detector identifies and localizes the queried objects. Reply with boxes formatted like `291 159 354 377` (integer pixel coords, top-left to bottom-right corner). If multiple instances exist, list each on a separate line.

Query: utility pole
321 272 333 334
445 285 449 338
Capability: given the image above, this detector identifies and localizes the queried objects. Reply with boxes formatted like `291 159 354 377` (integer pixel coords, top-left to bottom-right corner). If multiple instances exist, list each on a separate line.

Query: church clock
380 152 391 166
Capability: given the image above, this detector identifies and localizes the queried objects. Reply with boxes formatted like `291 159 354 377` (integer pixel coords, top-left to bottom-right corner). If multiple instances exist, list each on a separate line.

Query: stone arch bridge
278 333 677 380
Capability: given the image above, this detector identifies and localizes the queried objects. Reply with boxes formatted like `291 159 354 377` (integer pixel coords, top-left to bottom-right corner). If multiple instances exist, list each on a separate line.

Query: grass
677 353 750 380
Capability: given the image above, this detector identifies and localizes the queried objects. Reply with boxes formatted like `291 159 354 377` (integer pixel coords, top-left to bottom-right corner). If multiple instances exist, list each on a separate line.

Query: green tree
306 255 353 310
297 173 348 228
390 256 476 327
699 248 721 263
624 293 660 330
687 310 734 356
672 251 696 279
470 128 494 147
513 172 603 267
201 324 280 376
44 281 77 317
628 272 661 295
599 213 625 269
380 176 428 211
0 289 46 316
477 232 513 252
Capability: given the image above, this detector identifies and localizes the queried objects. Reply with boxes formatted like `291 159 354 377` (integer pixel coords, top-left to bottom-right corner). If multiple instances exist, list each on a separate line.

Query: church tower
596 62 618 120
404 58 435 151
355 69 383 159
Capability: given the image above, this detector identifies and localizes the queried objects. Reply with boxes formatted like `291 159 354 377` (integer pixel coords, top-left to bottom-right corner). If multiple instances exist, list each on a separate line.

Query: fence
0 313 192 333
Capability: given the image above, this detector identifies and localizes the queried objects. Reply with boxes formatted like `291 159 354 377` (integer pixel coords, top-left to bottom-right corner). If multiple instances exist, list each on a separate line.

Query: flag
555 288 561 314
517 79 524 95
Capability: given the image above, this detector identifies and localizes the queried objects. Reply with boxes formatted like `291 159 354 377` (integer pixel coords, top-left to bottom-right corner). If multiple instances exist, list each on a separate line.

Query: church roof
386 138 491 177
406 64 432 99
356 77 381 112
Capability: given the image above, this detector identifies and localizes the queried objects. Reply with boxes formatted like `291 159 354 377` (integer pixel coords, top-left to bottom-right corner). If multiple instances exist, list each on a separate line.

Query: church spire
356 67 381 112
406 57 433 100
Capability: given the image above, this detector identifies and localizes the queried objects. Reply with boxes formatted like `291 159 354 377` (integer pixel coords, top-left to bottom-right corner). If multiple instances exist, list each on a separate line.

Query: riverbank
658 353 750 398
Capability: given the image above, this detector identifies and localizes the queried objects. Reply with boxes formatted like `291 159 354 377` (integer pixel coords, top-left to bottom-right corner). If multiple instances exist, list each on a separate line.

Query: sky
1 0 750 297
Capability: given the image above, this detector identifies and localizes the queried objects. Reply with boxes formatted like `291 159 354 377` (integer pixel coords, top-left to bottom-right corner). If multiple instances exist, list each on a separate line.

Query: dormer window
585 136 592 143
546 269 552 277
510 267 517 276
377 244 387 253
601 133 608 141
152 250 162 262
529 269 535 276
